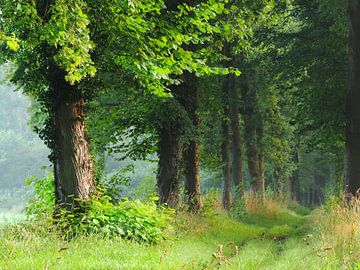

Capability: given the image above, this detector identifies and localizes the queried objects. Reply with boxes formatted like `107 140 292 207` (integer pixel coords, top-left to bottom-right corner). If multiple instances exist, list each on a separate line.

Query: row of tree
0 0 358 215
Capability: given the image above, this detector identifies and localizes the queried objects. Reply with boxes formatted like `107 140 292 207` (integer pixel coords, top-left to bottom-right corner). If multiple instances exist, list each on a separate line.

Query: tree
221 73 232 209
175 72 202 212
224 46 244 196
346 0 360 196
0 0 98 209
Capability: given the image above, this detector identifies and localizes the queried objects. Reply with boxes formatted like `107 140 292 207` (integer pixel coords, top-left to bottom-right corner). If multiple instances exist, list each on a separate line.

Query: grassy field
1 202 351 270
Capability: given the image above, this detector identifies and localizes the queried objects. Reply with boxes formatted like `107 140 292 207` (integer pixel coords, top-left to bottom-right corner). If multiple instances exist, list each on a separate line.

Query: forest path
0 207 331 270
197 207 322 269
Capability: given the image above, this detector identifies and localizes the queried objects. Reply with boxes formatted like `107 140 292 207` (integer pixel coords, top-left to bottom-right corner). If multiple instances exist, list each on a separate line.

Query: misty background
0 77 50 216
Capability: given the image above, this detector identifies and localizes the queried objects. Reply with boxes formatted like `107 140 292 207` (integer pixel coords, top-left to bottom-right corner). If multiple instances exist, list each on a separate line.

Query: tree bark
52 84 96 209
245 123 259 192
346 0 360 197
163 0 202 211
242 84 259 192
222 78 232 210
240 71 265 199
179 73 201 213
256 127 265 198
228 72 244 196
223 45 244 195
222 118 232 210
157 126 182 208
183 140 201 213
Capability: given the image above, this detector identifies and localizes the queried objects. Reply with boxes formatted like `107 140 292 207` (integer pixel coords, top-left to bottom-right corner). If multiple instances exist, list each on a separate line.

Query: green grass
0 206 352 270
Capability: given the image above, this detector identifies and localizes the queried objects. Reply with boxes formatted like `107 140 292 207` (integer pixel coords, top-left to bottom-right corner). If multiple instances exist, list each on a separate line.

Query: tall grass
1 191 348 270
244 193 283 218
315 195 360 267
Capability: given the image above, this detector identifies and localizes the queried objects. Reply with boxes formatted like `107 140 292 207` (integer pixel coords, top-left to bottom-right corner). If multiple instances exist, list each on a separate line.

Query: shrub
24 172 55 217
200 189 221 218
25 173 173 244
56 196 173 244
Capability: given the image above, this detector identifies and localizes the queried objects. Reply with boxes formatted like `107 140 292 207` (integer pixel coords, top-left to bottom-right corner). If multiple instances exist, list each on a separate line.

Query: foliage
99 165 134 202
56 196 174 244
127 176 157 203
24 172 173 244
24 172 55 217
199 189 221 218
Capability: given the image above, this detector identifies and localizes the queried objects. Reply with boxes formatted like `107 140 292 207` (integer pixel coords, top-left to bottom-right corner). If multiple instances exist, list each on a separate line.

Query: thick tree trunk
183 141 201 212
228 74 244 196
164 0 202 210
176 73 202 213
223 45 244 196
240 73 259 192
240 72 265 199
53 88 96 209
157 126 182 208
346 0 360 196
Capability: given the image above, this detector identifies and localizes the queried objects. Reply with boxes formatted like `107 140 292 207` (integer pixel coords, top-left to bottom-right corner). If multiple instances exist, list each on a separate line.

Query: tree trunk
222 78 232 210
345 0 360 196
228 73 244 196
164 0 202 210
240 71 265 199
243 102 259 192
256 127 265 199
183 141 201 212
157 126 182 208
222 118 232 210
223 45 244 196
53 88 96 209
176 72 202 213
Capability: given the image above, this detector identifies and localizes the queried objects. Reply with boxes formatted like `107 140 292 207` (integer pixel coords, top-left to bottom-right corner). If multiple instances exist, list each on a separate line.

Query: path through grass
0 205 343 269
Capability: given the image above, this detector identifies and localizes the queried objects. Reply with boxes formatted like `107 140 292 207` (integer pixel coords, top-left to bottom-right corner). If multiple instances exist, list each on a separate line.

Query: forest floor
0 201 355 270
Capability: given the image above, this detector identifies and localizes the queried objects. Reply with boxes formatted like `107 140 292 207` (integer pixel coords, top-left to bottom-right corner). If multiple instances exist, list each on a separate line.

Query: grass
0 195 359 269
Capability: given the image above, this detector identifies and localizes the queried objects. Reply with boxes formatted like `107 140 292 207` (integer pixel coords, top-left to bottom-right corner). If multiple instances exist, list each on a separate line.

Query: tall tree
0 0 98 209
224 48 244 196
177 72 202 213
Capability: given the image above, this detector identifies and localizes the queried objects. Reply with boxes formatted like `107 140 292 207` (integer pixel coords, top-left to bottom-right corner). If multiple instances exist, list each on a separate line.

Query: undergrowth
314 195 360 268
24 173 173 244
2 182 359 269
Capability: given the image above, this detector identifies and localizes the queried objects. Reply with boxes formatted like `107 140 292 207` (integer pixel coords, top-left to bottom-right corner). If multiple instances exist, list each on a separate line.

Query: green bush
200 189 221 218
56 196 173 244
25 173 173 244
24 172 55 217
